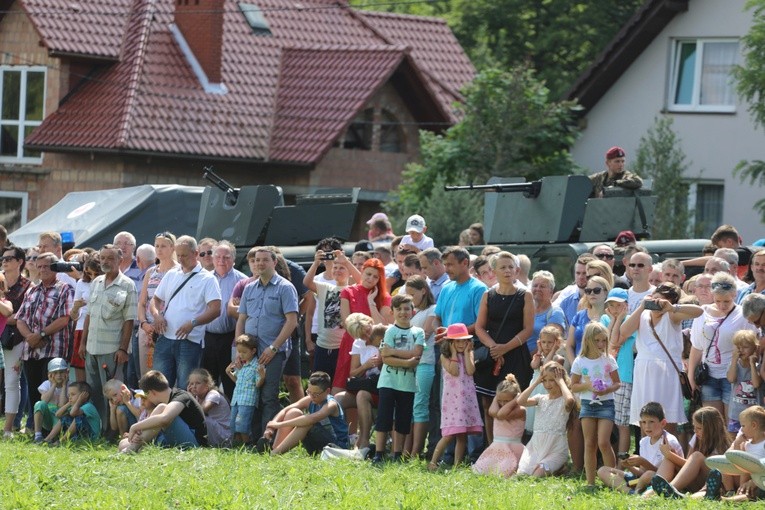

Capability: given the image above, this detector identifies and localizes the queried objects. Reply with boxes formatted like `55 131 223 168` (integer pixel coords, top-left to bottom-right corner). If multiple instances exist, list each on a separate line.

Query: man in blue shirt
236 246 299 436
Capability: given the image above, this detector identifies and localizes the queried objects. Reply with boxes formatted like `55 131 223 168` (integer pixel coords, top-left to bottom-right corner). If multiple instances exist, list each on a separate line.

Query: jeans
258 350 287 437
152 336 202 389
158 416 200 448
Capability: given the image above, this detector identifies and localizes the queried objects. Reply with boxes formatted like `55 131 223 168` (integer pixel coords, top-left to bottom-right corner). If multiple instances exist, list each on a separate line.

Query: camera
50 261 83 273
643 299 662 311
321 253 335 261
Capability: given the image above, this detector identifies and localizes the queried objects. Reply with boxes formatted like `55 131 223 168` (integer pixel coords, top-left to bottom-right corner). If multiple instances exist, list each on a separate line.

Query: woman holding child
475 251 534 444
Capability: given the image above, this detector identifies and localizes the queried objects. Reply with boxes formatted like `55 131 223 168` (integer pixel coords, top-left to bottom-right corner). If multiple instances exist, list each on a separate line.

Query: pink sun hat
446 323 472 340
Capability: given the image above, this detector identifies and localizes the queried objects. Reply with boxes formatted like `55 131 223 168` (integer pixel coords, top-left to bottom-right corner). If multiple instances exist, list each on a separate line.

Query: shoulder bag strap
492 290 520 340
701 306 736 362
164 271 198 313
648 315 683 377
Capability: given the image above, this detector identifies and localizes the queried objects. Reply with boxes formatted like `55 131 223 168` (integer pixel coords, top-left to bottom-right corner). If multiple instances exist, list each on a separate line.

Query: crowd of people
1 207 765 500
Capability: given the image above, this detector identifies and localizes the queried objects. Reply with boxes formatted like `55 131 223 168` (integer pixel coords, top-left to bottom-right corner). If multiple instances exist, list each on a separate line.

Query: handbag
648 316 697 401
474 290 519 367
0 325 15 350
694 307 735 385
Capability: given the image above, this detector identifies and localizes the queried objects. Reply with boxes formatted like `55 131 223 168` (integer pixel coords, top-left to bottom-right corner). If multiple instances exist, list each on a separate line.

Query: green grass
0 435 728 510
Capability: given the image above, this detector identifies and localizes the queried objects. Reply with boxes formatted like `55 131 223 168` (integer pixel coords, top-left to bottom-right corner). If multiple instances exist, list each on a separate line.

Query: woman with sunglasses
136 232 179 378
566 276 612 366
621 282 702 429
24 247 40 286
1 245 31 438
688 272 758 426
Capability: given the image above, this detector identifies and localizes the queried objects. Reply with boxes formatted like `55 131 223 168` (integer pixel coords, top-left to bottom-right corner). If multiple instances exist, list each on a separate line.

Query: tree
733 0 765 222
352 0 644 97
384 66 581 243
632 116 692 240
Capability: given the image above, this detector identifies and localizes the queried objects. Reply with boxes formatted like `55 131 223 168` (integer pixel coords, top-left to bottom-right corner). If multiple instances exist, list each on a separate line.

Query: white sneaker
3 431 13 440
348 433 359 447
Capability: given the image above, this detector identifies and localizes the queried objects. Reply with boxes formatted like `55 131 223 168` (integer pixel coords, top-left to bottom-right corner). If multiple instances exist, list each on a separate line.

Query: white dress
517 394 569 474
629 311 686 425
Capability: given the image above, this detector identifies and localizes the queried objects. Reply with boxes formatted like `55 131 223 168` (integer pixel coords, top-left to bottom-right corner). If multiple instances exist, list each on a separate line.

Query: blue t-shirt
600 314 636 383
570 309 591 357
559 291 581 326
528 306 566 354
434 277 487 327
308 394 349 448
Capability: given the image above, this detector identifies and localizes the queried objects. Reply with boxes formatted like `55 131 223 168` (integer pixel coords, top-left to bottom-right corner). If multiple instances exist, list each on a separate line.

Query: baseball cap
366 212 388 225
615 230 637 247
605 288 628 303
405 214 426 233
47 357 69 373
606 146 626 159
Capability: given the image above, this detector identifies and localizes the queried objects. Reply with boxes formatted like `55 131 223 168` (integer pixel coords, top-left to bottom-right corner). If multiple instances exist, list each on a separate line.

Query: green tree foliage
352 0 643 97
733 0 765 222
632 116 692 240
384 66 580 244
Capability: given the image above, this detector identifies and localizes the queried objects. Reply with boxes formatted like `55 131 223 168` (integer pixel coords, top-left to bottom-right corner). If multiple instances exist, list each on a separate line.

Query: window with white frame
0 66 46 163
669 39 738 113
687 181 724 238
0 191 28 232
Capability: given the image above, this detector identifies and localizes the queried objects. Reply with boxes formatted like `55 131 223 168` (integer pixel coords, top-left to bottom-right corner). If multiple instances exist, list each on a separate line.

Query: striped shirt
17 279 74 361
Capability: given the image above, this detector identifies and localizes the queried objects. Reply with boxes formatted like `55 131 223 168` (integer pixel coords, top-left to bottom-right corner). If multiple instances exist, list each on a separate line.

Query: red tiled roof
270 45 408 163
21 0 134 59
22 0 474 164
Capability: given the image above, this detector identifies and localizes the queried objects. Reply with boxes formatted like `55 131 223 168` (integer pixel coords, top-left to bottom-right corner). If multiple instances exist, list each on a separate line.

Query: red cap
615 230 637 247
606 146 626 159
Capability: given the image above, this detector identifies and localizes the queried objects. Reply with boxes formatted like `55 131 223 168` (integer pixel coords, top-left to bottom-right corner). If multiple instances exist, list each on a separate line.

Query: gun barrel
203 167 239 199
444 181 542 197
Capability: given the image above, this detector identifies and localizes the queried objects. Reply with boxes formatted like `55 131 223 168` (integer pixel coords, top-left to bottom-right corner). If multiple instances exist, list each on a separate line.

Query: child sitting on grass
103 379 142 437
598 402 683 494
120 370 208 453
43 381 101 443
226 334 265 446
188 368 232 447
257 371 348 455
33 358 69 443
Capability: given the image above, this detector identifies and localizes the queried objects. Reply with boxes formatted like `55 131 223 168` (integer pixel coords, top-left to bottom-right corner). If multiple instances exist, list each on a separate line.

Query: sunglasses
199 250 213 257
1 256 17 262
595 253 615 260
628 263 646 268
711 282 734 291
26 255 38 261
584 287 604 295
155 232 175 241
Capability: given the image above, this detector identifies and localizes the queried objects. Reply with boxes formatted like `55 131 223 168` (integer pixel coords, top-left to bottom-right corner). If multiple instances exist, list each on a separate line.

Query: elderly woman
528 270 565 356
688 273 757 423
621 283 703 428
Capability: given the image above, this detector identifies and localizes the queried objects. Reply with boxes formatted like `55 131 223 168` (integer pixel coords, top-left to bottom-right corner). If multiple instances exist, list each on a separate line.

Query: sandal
651 474 684 499
704 469 722 500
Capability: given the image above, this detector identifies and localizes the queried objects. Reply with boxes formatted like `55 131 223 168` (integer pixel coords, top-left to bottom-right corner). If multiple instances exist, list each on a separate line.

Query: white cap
405 214 426 233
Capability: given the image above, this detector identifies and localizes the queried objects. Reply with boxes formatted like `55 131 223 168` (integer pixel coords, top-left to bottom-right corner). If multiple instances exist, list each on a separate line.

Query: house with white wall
566 0 764 242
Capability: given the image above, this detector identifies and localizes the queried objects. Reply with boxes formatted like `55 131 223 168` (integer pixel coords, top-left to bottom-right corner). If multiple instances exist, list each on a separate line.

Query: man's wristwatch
40 331 47 338
191 318 198 327
268 345 277 353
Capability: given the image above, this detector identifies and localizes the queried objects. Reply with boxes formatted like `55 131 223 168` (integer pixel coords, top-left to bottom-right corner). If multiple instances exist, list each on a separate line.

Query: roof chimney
174 0 224 84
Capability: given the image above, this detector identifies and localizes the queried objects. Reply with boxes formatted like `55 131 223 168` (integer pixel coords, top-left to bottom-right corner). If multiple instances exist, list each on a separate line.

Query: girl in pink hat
428 323 483 470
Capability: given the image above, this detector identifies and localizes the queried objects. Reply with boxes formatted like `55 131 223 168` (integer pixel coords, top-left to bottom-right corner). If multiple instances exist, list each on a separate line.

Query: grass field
0 433 727 510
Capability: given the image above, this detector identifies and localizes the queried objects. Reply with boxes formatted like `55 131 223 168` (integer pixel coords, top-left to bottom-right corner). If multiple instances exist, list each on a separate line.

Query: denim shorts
579 399 615 420
231 404 257 435
700 376 732 404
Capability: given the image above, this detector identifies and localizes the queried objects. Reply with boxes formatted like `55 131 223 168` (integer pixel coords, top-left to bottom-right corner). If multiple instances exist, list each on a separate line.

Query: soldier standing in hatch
589 146 643 198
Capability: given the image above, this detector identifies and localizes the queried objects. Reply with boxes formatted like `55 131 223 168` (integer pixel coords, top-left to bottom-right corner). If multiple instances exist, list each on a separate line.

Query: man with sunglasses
197 237 217 272
627 250 654 313
592 244 630 288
